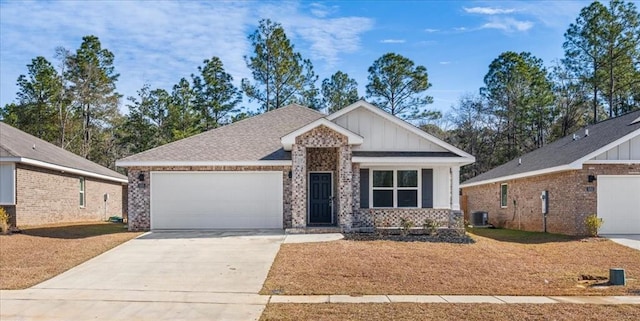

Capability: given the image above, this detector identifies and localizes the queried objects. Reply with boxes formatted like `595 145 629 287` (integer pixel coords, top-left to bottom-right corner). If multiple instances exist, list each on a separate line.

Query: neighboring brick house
116 101 475 232
460 110 640 235
0 122 127 227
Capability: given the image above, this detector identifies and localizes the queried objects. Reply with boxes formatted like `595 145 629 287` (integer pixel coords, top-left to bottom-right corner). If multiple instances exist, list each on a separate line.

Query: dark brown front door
309 173 332 224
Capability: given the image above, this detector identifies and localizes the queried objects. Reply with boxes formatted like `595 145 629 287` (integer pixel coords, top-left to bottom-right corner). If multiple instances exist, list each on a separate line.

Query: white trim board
116 160 293 167
461 128 640 188
0 157 127 184
281 118 364 151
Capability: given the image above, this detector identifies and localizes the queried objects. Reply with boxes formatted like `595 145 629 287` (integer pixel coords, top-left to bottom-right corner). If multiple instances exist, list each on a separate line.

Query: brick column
127 168 151 231
291 145 307 228
337 145 353 231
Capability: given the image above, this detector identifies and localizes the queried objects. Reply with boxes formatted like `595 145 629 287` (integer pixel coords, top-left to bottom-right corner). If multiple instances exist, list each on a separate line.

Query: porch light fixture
138 173 145 182
288 171 292 178
588 175 596 183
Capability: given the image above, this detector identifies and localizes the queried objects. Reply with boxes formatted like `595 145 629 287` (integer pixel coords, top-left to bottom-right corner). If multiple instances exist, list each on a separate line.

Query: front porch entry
308 172 333 225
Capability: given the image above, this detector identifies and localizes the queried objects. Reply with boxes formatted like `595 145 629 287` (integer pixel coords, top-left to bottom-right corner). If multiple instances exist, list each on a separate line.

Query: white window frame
0 163 16 205
370 168 421 208
500 183 508 208
79 177 86 208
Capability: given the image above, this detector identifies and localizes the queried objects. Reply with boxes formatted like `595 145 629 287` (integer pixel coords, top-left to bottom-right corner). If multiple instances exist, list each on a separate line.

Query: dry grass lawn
262 228 640 296
260 303 640 321
0 222 142 289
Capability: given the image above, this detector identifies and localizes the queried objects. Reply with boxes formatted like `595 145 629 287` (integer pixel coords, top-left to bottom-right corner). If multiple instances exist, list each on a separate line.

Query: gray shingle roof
462 109 640 185
0 122 126 181
118 104 326 163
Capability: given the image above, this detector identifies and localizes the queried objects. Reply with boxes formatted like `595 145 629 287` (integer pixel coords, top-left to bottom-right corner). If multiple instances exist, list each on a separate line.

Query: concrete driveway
602 234 640 251
1 230 341 321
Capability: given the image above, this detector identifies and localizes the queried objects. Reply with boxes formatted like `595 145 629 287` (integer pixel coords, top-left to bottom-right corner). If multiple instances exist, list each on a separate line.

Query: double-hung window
500 183 508 208
372 170 419 208
79 177 86 208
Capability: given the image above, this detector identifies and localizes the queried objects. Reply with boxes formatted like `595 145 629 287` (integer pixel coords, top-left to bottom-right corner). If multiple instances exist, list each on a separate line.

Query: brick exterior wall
462 164 640 235
126 165 292 231
12 164 126 227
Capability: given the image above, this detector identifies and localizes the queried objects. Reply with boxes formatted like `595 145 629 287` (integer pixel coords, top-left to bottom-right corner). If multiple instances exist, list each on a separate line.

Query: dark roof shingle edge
0 122 127 181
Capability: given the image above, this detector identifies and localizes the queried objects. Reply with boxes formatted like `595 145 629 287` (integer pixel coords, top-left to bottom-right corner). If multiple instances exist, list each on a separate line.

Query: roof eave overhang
1 157 128 184
354 156 475 167
116 160 293 168
281 118 364 151
460 163 581 188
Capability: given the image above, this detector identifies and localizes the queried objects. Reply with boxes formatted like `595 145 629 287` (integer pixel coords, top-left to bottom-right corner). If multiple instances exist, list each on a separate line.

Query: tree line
1 1 639 181
446 0 639 180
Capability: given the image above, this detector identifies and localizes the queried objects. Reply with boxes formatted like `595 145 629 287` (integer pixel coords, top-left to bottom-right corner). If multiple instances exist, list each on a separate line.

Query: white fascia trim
576 129 640 164
459 164 580 188
1 157 128 184
326 100 475 159
583 159 640 164
280 118 364 151
353 156 475 166
116 160 293 167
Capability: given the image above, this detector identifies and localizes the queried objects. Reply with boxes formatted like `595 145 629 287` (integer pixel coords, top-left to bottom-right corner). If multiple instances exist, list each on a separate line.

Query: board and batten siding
432 166 450 208
332 107 447 152
593 134 640 161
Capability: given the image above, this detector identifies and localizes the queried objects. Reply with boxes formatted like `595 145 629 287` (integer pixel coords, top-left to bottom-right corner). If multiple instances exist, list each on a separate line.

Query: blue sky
0 0 590 116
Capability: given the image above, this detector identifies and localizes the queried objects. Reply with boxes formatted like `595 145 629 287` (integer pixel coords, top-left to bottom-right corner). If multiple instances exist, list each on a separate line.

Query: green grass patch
22 222 130 239
466 227 579 244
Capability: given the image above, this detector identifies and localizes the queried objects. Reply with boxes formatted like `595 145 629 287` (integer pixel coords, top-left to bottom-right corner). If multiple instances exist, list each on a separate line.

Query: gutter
1 157 128 184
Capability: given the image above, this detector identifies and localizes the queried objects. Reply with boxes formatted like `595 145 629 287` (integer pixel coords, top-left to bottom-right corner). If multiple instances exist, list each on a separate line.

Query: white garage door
150 171 283 229
597 175 640 234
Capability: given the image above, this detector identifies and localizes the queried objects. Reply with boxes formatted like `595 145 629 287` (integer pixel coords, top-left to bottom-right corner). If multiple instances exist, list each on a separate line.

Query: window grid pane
373 190 394 207
397 190 418 207
373 171 393 187
397 170 418 187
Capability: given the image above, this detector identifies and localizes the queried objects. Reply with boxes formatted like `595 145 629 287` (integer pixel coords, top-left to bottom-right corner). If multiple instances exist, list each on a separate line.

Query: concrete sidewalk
268 294 640 305
603 234 640 251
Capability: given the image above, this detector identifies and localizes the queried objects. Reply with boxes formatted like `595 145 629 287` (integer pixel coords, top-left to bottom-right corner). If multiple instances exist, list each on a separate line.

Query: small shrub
399 217 414 236
585 214 603 237
0 207 10 235
423 219 439 234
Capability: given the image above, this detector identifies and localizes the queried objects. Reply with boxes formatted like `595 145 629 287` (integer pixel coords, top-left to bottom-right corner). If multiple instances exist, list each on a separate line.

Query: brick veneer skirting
126 165 292 231
353 208 452 229
462 163 640 235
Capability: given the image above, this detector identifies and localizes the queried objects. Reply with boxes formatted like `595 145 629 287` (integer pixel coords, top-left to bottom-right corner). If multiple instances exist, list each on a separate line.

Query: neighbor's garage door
597 175 640 234
150 172 283 229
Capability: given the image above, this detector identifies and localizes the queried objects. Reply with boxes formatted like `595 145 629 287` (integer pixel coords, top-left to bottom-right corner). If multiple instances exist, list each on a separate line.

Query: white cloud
439 61 451 65
481 17 534 32
424 28 439 33
464 7 516 15
454 27 468 32
256 2 373 66
309 2 337 18
0 1 373 108
380 39 405 44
